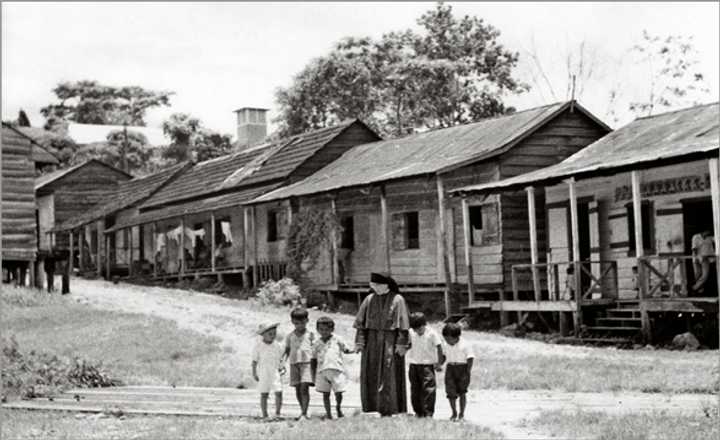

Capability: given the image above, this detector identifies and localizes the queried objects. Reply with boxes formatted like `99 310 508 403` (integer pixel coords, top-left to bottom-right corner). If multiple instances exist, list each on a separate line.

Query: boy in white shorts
311 316 354 419
252 322 285 420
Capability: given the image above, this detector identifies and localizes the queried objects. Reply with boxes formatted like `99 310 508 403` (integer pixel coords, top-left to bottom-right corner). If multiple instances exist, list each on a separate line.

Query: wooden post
567 178 582 335
97 221 103 278
331 197 340 286
461 197 475 305
128 227 133 277
28 261 36 288
105 234 111 280
179 217 186 277
152 222 158 278
63 231 73 294
243 207 250 287
437 176 453 318
526 186 541 302
252 206 258 287
79 227 85 273
210 212 216 272
380 185 391 275
631 171 651 342
708 157 720 348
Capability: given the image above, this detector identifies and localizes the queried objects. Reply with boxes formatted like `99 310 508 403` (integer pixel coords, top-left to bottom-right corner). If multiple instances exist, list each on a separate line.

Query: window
214 217 233 246
468 203 499 246
267 211 278 242
626 201 654 255
340 216 354 249
392 211 420 250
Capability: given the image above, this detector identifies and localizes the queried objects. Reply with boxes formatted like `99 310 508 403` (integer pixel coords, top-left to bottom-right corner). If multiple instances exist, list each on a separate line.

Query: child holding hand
252 322 285 420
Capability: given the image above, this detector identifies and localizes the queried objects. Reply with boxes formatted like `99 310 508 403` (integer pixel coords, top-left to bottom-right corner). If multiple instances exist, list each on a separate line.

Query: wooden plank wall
2 128 37 261
498 108 608 293
334 186 382 283
39 162 131 250
444 162 503 286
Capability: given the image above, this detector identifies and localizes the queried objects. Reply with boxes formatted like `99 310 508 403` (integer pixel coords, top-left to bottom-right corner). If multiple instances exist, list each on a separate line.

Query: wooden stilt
707 157 720 349
97 221 103 278
437 175 452 318
631 171 650 343
380 185 391 275
28 261 36 288
152 222 158 278
210 212 216 273
567 178 582 335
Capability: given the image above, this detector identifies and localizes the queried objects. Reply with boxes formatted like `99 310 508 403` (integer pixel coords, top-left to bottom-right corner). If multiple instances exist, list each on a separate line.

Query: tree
274 3 524 137
627 30 711 117
16 110 31 127
40 80 173 130
72 130 151 173
161 113 234 164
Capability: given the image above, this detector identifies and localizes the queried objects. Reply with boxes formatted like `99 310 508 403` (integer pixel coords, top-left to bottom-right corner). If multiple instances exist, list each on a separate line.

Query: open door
682 198 714 289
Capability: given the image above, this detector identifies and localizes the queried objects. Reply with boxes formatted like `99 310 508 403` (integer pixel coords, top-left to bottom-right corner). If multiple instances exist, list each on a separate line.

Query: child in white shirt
441 322 474 421
407 312 444 418
252 322 285 420
311 316 354 419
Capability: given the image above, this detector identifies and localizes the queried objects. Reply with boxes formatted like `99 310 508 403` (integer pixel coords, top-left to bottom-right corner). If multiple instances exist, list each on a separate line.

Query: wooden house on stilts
451 102 720 346
1 123 58 286
248 101 610 318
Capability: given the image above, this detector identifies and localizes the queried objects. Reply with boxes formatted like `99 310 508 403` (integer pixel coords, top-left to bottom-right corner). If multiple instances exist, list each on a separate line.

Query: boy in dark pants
407 312 444 417
441 322 474 421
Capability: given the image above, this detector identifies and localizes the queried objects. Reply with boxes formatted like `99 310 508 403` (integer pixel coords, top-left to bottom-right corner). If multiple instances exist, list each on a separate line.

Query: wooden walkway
3 386 362 418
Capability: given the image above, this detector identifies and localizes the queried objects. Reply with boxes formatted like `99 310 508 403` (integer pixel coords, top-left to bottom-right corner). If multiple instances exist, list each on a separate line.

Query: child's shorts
257 370 282 394
315 368 347 393
290 362 314 386
444 363 469 398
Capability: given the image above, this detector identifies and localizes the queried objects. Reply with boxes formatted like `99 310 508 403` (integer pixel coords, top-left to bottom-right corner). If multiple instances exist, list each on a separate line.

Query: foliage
274 3 523 138
70 129 152 173
34 130 80 168
161 113 234 163
286 207 342 282
1 335 121 400
16 110 31 127
627 30 711 118
255 278 302 307
40 80 173 130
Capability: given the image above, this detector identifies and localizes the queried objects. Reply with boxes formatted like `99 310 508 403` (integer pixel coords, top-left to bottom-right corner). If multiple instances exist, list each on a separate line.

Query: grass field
2 410 503 440
526 408 720 440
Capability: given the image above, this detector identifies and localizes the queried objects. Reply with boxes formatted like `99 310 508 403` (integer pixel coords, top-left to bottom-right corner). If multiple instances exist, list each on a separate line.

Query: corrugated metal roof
251 101 595 204
106 183 280 232
52 162 191 231
141 120 362 209
34 159 133 190
67 123 168 146
450 102 720 196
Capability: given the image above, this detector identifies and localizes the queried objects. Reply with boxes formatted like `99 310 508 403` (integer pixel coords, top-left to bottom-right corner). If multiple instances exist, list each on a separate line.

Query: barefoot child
252 322 285 420
311 316 354 419
283 307 315 420
407 312 444 418
441 322 474 421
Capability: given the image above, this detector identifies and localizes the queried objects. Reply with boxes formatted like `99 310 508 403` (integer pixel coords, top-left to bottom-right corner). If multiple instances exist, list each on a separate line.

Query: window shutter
391 213 407 250
481 203 499 245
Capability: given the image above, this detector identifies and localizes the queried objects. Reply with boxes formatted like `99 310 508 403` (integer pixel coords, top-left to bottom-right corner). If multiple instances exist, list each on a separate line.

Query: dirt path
68 278 718 439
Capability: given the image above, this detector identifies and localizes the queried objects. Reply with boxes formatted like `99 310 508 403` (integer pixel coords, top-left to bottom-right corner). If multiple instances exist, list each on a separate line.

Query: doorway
682 198 714 289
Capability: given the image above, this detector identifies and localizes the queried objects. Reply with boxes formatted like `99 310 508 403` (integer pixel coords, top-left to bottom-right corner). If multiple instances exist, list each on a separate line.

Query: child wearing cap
252 322 285 420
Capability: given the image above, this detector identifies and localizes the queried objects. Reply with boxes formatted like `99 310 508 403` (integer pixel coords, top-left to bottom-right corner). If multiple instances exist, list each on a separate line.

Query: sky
2 2 718 138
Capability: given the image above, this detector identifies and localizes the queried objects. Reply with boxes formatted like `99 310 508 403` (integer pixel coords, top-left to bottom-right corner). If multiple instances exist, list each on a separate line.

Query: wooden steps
554 336 633 347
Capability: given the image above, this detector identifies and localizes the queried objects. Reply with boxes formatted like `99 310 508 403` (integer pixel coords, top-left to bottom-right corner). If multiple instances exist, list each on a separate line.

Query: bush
1 335 122 400
255 278 301 307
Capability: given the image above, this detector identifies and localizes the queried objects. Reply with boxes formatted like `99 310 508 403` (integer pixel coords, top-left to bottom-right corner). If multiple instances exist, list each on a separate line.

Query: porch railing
511 260 619 302
255 260 288 285
637 255 695 298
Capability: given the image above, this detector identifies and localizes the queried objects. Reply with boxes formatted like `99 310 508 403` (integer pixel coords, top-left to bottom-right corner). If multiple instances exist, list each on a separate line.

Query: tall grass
1 287 249 391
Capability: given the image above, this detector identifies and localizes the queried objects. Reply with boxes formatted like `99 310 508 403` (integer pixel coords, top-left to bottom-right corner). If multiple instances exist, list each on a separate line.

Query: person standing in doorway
354 272 410 416
691 232 717 297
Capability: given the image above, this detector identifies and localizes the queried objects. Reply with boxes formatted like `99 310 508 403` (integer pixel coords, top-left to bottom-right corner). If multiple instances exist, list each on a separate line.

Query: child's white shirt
443 338 474 364
252 340 284 378
407 327 442 365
